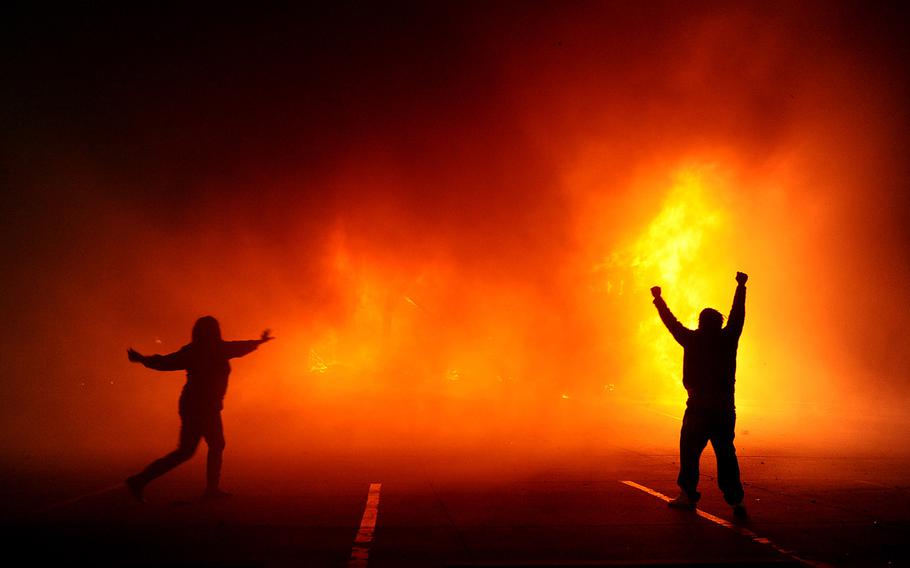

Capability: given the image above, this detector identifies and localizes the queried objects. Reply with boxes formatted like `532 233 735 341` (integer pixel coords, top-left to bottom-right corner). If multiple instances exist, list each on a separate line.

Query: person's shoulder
218 339 248 351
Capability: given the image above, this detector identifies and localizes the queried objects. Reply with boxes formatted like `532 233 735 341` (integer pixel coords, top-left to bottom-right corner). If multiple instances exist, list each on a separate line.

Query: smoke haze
2 2 909 472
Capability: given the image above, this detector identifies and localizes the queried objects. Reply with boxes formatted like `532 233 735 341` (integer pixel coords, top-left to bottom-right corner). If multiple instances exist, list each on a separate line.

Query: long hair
191 315 223 346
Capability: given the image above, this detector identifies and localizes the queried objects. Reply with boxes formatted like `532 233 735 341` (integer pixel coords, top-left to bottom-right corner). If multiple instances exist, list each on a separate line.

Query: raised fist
650 286 661 299
736 271 748 284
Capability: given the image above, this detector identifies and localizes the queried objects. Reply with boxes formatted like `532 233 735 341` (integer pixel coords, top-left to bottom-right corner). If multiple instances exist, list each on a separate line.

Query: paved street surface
2 448 908 567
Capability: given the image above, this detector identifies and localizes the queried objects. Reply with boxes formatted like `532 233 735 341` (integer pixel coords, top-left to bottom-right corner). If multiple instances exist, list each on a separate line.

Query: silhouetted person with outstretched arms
125 316 274 502
651 272 748 518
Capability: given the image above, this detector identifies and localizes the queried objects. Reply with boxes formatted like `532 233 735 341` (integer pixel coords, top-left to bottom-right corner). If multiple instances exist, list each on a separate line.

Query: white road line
621 480 833 568
348 482 382 568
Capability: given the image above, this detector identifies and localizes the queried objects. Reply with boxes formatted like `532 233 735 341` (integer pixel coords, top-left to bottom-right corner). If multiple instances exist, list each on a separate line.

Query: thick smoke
2 3 908 471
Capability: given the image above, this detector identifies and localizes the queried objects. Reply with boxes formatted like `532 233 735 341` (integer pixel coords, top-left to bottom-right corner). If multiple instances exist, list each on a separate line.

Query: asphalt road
2 448 908 567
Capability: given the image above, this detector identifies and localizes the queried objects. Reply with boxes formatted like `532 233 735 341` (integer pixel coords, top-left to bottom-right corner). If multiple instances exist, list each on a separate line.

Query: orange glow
3 3 909 475
600 166 732 405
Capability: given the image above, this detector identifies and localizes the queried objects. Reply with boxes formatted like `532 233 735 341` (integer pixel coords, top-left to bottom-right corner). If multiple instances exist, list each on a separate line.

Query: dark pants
678 407 744 505
133 411 225 490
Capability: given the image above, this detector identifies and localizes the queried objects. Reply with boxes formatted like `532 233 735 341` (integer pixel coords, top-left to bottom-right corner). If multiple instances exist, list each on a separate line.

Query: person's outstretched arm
223 329 275 359
127 346 189 371
651 286 692 347
725 272 748 339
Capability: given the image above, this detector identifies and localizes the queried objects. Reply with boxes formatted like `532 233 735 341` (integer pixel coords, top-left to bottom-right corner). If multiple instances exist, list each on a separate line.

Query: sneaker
125 476 146 503
668 492 697 510
732 502 748 519
202 488 232 501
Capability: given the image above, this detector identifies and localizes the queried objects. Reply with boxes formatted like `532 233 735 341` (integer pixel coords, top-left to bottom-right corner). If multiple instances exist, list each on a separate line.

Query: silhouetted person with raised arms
651 272 748 518
125 316 273 502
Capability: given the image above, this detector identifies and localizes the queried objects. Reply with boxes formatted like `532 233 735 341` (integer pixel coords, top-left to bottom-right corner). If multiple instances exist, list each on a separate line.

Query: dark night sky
4 2 908 218
3 5 900 177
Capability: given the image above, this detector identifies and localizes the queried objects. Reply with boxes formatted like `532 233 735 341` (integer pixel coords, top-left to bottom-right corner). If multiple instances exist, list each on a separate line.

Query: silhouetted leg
203 412 225 491
710 410 744 505
132 415 202 486
678 409 709 502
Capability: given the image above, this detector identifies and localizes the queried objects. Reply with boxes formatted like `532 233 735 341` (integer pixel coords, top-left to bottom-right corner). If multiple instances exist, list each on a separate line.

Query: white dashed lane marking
348 482 382 568
621 480 832 568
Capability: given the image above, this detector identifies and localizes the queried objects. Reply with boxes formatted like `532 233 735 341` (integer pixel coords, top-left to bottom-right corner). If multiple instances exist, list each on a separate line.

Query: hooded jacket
653 283 746 410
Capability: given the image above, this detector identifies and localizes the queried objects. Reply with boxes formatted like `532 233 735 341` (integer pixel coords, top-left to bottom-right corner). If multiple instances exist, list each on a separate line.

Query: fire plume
602 166 735 405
